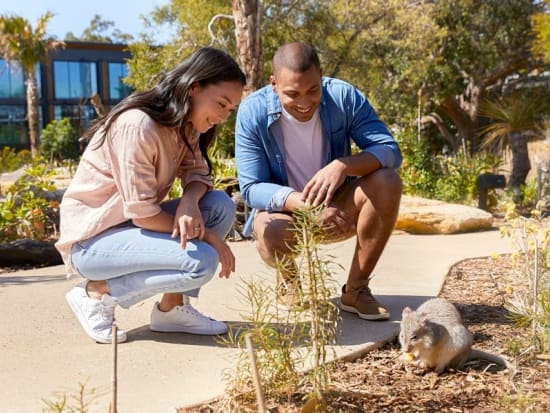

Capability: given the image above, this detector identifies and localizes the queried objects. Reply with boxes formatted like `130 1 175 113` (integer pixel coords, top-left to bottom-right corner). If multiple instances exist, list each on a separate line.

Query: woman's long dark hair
83 47 246 173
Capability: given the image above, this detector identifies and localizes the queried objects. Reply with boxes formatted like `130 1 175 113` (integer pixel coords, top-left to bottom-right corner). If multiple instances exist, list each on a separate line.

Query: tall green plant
222 206 339 410
0 12 63 155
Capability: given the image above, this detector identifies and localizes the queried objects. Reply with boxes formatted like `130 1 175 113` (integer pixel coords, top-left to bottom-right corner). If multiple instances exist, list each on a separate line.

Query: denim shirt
235 77 402 235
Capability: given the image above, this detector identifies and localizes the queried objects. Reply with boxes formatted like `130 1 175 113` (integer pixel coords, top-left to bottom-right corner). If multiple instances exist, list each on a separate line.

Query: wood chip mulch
183 254 550 412
311 254 550 413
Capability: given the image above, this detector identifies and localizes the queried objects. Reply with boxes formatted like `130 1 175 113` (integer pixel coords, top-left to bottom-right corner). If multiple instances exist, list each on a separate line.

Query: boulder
396 195 494 234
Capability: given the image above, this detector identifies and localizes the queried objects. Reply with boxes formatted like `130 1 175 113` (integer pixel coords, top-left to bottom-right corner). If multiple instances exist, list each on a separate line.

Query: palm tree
479 91 548 203
0 12 63 155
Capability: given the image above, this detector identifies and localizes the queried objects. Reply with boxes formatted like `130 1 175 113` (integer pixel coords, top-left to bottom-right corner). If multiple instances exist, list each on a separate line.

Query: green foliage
532 0 550 63
121 0 548 209
399 128 499 204
399 129 439 198
0 147 31 173
0 12 59 70
64 14 134 43
126 0 233 92
0 157 59 242
501 204 550 354
39 118 80 162
433 150 499 204
500 387 539 413
222 280 300 405
521 177 540 209
479 89 549 153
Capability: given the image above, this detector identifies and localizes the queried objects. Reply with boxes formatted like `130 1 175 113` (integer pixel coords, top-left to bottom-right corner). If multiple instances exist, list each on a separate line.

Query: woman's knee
201 190 236 235
203 190 236 217
187 243 219 279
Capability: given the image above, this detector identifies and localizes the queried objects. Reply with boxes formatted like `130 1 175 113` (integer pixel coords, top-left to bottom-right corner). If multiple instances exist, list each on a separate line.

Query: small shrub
39 118 79 162
501 203 550 354
434 150 500 205
0 147 32 173
0 158 59 242
221 206 340 410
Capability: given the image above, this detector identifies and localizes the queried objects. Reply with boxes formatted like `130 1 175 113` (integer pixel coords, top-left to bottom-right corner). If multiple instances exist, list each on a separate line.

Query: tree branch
420 112 458 150
208 14 234 46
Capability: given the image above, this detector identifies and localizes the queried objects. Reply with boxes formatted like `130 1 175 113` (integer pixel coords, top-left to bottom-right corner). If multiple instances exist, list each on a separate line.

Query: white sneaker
65 282 127 344
150 302 228 335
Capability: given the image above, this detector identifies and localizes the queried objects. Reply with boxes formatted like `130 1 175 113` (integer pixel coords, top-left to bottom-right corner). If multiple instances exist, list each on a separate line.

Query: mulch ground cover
183 254 550 412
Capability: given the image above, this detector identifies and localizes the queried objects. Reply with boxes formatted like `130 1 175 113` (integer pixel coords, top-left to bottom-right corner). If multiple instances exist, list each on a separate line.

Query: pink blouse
55 109 213 277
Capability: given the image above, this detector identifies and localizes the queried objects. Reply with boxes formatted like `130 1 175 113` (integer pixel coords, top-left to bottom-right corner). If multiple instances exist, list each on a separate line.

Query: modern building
0 41 132 150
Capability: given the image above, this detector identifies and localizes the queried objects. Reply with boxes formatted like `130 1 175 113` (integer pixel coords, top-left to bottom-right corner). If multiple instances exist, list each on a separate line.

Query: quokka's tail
468 349 514 371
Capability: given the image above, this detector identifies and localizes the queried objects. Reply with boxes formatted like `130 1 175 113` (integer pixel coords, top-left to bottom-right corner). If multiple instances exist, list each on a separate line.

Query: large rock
396 195 494 234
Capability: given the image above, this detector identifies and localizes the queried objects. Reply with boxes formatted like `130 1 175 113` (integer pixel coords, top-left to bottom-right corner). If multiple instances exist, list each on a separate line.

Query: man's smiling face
271 65 322 122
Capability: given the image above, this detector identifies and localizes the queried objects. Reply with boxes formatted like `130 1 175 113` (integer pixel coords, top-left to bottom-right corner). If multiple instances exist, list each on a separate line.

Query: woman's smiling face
270 65 322 122
189 80 243 133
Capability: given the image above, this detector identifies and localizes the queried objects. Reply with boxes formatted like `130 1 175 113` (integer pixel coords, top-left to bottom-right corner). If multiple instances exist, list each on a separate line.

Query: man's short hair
272 42 321 75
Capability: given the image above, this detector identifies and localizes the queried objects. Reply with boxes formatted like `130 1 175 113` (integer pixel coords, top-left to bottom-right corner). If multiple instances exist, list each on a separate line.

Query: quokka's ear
402 307 412 317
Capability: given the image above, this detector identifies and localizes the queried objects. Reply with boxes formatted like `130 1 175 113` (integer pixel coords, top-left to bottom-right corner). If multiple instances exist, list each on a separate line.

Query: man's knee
361 169 402 205
254 214 296 262
368 168 402 193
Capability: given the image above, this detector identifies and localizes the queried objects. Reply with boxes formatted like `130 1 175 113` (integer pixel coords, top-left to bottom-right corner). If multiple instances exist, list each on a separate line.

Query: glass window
108 62 132 99
53 61 98 99
0 105 28 146
54 104 97 136
0 60 25 98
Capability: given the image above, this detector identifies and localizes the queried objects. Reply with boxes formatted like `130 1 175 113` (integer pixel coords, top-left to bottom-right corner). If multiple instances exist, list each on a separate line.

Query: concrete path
0 229 514 412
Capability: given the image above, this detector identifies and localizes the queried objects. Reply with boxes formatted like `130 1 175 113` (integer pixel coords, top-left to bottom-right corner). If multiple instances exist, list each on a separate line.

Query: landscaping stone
396 195 494 234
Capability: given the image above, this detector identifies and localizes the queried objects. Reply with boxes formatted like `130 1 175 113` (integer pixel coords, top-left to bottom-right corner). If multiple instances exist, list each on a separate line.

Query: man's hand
302 159 347 207
318 204 355 238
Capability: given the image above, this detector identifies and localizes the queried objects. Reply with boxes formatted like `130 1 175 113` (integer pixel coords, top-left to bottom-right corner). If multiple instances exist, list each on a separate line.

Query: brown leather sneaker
340 282 390 320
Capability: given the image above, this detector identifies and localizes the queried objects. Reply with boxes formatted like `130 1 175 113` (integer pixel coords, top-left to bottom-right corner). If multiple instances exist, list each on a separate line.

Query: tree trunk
508 130 531 202
232 0 263 97
25 66 40 156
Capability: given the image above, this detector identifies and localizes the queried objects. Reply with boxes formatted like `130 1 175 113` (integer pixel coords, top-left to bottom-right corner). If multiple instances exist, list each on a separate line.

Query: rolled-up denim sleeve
363 144 401 169
268 186 294 212
347 86 402 169
236 99 284 210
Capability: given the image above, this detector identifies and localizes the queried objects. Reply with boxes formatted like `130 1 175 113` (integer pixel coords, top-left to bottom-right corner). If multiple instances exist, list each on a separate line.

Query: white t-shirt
280 107 324 191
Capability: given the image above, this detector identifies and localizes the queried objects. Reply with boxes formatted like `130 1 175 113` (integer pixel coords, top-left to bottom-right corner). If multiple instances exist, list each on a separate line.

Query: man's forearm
337 152 382 177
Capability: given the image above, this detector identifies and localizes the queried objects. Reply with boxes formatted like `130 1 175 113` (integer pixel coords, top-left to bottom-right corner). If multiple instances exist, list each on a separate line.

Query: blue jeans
71 190 235 309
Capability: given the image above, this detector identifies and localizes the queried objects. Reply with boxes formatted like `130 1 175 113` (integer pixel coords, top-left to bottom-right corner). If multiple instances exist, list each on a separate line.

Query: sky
1 0 169 41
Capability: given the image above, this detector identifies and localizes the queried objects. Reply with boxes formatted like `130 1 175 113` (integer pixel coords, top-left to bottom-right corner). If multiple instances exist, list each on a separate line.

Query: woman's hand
203 230 235 278
172 201 204 249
